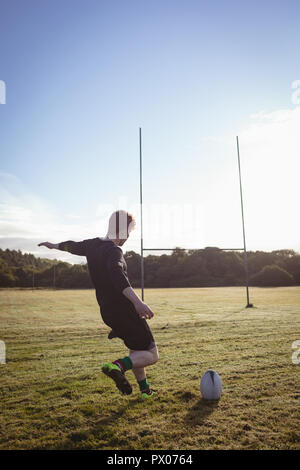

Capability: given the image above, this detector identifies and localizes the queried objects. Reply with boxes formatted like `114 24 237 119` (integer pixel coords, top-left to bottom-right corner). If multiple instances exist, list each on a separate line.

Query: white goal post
138 129 252 308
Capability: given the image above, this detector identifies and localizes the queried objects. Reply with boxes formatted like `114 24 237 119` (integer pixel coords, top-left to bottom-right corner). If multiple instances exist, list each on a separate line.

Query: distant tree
14 266 36 287
284 254 300 284
0 258 16 286
124 251 141 287
68 264 92 288
248 251 275 276
250 265 294 287
271 249 296 258
1 246 299 289
38 265 56 287
143 254 161 287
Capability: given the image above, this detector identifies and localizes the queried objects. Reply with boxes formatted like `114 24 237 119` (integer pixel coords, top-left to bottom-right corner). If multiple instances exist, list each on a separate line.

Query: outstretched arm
38 242 59 250
38 240 87 256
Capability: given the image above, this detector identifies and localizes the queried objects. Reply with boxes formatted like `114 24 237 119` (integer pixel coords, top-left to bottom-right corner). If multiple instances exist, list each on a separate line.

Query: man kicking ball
38 210 158 400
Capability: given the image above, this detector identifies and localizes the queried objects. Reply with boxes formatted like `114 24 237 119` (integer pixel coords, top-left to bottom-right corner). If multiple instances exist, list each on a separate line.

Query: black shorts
100 303 155 351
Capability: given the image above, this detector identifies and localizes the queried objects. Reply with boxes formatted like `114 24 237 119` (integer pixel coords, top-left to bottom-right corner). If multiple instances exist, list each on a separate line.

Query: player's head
107 210 136 246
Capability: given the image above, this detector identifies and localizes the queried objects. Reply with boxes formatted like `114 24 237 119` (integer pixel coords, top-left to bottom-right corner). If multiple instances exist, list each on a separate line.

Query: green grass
0 287 299 450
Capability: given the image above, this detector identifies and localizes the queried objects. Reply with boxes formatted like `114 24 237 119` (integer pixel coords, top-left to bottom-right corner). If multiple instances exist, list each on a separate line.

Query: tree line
1 247 300 289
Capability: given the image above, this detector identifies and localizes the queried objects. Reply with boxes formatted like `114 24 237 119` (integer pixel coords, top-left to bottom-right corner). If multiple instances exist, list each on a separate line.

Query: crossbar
143 248 244 251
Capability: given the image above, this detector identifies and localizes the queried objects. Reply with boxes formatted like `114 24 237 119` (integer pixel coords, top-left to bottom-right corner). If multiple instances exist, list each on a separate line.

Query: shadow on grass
53 396 142 449
93 397 142 428
185 398 219 426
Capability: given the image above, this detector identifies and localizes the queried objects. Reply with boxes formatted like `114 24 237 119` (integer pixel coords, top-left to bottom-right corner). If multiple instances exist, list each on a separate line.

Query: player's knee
150 346 159 364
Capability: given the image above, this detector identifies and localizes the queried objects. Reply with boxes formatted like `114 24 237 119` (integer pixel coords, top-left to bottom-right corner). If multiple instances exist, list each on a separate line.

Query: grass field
0 287 299 450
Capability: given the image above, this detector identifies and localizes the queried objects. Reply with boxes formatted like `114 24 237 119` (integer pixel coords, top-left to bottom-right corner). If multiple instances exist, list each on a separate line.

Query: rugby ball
200 370 222 400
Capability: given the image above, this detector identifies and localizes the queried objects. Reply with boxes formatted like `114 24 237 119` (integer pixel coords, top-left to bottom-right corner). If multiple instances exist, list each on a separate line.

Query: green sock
113 356 133 372
138 378 150 392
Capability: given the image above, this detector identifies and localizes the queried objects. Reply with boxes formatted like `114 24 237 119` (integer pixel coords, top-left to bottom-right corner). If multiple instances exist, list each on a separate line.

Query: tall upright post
139 127 145 301
236 136 252 308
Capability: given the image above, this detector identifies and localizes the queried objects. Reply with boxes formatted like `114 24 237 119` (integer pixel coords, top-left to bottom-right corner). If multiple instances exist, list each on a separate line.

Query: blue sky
1 0 300 262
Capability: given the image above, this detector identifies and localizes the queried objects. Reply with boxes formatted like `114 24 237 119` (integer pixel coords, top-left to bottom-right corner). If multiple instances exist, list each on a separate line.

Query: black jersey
58 237 131 309
58 237 155 350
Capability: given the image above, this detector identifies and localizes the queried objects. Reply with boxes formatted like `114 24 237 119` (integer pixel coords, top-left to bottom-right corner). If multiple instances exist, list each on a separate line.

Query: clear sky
1 0 300 263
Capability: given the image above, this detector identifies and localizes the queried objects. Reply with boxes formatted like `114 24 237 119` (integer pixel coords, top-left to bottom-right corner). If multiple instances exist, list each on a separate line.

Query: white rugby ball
200 370 222 400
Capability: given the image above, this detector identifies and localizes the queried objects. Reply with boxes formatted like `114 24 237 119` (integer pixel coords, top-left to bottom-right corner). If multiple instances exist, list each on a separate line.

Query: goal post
138 128 253 308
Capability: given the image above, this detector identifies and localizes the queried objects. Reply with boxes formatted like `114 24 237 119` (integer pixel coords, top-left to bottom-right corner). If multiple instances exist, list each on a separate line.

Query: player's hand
134 300 154 320
38 241 55 249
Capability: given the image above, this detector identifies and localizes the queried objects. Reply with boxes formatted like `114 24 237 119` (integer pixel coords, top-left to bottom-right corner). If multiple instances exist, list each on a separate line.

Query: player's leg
129 344 159 368
101 316 133 395
130 361 147 393
111 344 158 376
130 363 151 399
131 364 146 381
130 346 158 400
102 309 157 396
102 345 158 397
